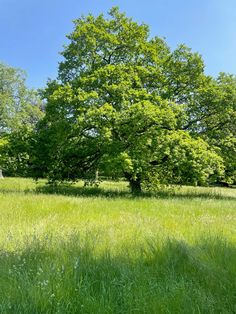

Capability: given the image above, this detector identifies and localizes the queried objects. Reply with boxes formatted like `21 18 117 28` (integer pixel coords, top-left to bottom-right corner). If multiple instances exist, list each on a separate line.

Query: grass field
0 178 235 313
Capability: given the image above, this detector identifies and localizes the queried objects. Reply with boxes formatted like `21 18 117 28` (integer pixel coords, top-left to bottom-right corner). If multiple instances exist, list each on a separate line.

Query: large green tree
36 7 223 191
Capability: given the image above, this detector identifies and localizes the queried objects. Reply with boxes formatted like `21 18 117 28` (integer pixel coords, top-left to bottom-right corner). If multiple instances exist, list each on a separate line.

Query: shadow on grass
0 180 235 200
0 236 235 313
29 184 236 201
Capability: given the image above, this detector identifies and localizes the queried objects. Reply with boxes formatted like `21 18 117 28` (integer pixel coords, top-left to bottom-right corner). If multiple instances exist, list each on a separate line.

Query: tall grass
0 178 235 313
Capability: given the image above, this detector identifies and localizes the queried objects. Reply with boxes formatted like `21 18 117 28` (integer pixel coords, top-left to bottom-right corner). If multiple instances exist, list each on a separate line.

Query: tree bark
129 178 142 193
0 169 3 179
124 172 142 193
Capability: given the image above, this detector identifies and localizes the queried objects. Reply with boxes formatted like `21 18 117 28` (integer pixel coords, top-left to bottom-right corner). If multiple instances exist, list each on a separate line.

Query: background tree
36 7 223 192
182 73 236 184
0 63 44 176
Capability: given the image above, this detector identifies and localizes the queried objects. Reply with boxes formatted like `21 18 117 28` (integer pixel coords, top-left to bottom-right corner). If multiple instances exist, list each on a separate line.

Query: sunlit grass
0 178 235 313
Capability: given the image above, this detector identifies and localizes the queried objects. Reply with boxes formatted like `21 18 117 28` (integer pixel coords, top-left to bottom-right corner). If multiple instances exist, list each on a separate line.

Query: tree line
0 7 235 192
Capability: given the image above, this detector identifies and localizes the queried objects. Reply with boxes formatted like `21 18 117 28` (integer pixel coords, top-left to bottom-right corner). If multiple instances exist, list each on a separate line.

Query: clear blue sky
1 0 236 88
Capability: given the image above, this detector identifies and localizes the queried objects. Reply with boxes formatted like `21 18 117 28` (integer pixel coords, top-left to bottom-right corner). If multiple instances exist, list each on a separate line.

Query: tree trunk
0 169 3 179
129 178 142 193
124 172 142 193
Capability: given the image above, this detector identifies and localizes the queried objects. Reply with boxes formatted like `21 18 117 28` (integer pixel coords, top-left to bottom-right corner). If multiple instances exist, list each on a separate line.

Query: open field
0 178 236 313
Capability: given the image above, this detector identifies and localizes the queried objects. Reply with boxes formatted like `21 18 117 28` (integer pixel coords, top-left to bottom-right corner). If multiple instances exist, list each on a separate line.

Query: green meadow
0 178 235 313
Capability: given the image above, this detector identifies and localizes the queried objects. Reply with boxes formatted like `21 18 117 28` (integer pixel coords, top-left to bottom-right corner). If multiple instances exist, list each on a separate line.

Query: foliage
188 73 236 184
0 63 44 176
0 63 43 133
1 8 234 189
36 7 223 191
0 127 34 176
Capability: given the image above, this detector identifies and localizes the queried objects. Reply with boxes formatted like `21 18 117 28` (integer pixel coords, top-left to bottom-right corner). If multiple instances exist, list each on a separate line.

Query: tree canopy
0 8 234 191
0 63 43 176
34 7 229 192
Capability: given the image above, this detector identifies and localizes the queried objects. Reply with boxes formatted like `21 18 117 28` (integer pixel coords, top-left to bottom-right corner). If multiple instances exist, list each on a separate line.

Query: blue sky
1 0 236 88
